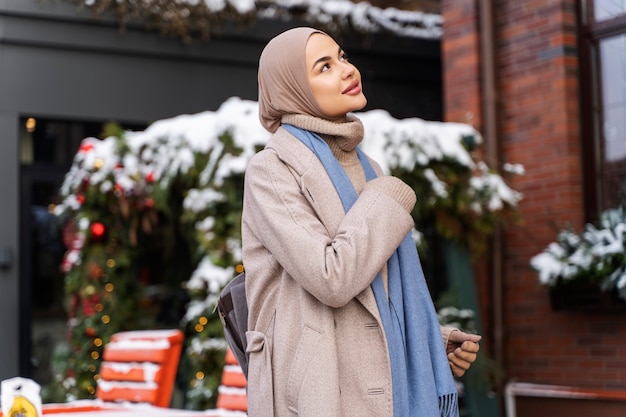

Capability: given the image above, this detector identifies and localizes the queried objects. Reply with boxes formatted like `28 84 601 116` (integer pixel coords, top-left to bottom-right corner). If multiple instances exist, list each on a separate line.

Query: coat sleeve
441 326 458 349
242 149 415 308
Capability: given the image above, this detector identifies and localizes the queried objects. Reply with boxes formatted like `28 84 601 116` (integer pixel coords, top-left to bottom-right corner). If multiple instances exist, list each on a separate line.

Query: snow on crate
106 337 172 351
100 361 161 384
103 339 172 363
97 379 158 393
107 329 183 341
96 330 184 407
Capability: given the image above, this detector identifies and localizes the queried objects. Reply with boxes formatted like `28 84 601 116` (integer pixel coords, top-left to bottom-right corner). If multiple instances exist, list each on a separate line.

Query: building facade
442 0 626 415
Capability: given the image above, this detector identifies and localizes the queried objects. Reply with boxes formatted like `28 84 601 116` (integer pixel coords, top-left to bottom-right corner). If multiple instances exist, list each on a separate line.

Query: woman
242 27 481 417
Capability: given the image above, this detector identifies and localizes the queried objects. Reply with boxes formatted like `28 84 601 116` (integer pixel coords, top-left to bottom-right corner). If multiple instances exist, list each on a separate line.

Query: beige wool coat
242 127 455 417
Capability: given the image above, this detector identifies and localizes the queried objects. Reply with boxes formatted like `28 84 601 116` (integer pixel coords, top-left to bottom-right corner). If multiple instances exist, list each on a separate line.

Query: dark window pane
598 34 626 207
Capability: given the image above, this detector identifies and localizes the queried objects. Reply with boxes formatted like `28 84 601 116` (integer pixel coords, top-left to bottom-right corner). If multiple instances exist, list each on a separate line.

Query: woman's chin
354 96 367 111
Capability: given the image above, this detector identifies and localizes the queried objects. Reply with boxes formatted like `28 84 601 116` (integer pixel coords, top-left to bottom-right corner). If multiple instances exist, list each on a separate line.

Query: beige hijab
258 27 331 133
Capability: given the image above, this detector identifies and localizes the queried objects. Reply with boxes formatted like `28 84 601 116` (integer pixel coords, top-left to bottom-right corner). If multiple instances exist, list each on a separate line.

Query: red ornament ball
90 222 106 240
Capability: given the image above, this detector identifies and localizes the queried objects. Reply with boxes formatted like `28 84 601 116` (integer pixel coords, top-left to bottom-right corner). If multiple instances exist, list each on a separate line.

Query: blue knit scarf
283 124 459 417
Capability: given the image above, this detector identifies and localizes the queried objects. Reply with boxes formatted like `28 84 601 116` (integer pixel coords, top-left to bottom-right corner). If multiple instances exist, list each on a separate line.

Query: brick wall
442 0 626 394
442 0 494 366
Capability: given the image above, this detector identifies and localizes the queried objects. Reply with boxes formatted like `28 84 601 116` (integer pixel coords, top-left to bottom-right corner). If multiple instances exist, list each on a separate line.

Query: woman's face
305 33 367 119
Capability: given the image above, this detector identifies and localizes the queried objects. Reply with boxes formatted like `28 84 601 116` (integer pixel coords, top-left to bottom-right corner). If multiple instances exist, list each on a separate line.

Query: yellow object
7 395 38 417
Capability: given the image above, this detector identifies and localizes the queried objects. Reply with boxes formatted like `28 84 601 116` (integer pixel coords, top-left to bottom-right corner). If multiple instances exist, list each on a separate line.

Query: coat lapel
267 128 344 233
265 128 382 321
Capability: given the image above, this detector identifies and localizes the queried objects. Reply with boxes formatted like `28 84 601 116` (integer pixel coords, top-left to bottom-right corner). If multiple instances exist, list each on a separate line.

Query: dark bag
217 271 249 378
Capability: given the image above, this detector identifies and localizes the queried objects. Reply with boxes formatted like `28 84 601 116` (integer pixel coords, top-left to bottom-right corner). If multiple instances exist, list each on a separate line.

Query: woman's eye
321 63 330 72
340 52 349 61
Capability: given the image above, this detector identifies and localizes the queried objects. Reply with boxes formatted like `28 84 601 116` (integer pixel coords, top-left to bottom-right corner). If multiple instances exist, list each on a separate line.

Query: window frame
579 0 626 220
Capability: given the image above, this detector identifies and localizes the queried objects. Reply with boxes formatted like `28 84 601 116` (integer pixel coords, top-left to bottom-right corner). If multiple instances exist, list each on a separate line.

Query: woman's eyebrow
311 46 342 70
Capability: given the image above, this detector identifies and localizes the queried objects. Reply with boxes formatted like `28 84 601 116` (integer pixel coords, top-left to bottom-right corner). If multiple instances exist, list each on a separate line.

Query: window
580 1 626 216
594 0 626 21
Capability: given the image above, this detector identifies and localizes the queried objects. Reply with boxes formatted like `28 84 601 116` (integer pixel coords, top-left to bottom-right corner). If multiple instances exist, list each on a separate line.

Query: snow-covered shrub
531 207 626 300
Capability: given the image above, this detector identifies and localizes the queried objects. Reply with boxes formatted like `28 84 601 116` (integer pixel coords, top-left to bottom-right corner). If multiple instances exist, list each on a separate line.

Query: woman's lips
342 81 361 95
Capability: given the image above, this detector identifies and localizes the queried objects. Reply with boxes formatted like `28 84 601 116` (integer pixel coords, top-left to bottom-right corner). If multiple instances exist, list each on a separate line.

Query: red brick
442 0 626 399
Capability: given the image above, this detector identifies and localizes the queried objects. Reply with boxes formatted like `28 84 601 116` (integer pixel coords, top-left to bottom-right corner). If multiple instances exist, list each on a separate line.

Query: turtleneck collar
281 113 364 153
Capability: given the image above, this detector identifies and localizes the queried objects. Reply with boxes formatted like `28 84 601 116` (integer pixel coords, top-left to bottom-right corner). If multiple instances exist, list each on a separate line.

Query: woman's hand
446 330 482 377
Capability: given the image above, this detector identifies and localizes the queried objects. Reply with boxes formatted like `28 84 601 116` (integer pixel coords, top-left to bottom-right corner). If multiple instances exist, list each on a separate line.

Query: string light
25 117 36 133
85 285 96 296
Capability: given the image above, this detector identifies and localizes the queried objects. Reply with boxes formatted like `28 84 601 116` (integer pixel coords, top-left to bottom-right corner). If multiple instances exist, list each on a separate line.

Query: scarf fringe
439 393 460 417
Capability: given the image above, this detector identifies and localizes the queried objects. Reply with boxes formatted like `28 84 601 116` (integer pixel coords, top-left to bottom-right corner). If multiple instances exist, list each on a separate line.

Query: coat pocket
247 329 275 417
286 324 322 414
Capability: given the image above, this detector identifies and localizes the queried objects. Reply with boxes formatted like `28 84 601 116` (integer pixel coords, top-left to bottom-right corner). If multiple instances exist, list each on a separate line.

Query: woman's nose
341 62 356 78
